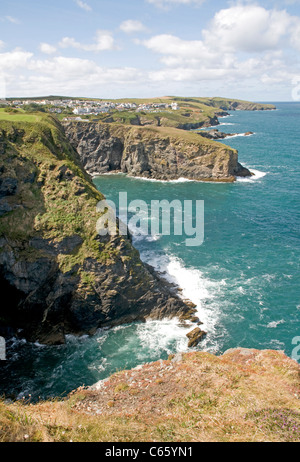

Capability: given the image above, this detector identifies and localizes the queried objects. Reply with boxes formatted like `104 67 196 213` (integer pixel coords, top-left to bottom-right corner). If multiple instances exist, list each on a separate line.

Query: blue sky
1 0 300 100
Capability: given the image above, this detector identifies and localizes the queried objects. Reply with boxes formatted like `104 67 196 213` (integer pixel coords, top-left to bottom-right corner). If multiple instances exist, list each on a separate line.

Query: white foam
136 319 189 355
225 132 255 139
137 250 222 343
93 172 199 184
90 171 125 179
267 320 285 329
128 175 197 184
199 123 235 130
130 175 233 185
236 168 267 183
219 122 236 126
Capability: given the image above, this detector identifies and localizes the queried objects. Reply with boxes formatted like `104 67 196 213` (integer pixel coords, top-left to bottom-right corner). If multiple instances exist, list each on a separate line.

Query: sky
1 0 300 101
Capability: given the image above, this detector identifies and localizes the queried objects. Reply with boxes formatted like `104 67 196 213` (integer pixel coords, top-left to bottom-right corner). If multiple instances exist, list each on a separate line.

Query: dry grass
1 348 300 442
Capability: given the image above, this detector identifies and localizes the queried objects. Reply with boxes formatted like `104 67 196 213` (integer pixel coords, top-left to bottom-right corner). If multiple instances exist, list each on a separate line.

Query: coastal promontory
63 121 250 182
0 112 199 345
0 97 273 344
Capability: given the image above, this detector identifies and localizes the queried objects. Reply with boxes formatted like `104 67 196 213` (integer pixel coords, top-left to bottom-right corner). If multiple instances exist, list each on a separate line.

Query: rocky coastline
63 121 252 182
0 115 203 346
0 99 271 346
198 129 254 140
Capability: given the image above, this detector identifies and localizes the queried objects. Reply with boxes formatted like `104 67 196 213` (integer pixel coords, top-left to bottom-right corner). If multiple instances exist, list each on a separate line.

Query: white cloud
0 41 5 50
1 4 300 100
59 37 82 49
39 43 57 55
0 45 298 100
290 19 300 50
142 34 218 63
148 67 228 82
29 56 99 78
5 16 21 24
120 20 147 34
203 5 294 53
75 0 92 12
2 53 144 97
138 4 300 98
146 0 205 8
0 49 33 70
143 5 300 62
59 30 117 52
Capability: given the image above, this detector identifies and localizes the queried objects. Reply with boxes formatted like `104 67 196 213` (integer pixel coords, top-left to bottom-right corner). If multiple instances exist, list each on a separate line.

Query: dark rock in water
187 327 207 348
234 162 252 178
199 129 234 140
199 129 254 140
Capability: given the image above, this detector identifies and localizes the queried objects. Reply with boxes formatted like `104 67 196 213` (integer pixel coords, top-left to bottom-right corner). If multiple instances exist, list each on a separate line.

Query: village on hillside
0 97 180 119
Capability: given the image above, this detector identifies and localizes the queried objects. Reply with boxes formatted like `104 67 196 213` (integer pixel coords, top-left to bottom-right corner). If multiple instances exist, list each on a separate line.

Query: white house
73 107 89 115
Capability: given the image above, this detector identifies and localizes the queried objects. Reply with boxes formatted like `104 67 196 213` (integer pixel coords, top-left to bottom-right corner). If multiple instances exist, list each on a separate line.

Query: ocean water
1 102 299 401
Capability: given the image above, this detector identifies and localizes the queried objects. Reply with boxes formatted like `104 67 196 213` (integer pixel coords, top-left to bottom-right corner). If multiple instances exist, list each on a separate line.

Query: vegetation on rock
0 111 198 345
0 348 299 442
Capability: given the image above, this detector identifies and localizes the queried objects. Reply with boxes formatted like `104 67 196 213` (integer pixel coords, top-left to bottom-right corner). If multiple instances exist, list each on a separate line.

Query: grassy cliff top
95 95 276 110
0 110 113 275
66 96 275 129
171 96 276 110
0 348 299 442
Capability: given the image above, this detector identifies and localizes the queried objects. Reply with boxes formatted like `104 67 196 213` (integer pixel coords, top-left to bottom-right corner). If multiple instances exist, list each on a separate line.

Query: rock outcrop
63 121 251 182
0 115 199 345
186 327 207 348
199 129 254 140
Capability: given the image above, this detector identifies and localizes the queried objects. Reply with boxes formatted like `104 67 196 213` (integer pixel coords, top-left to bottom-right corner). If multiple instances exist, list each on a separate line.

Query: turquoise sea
1 102 299 401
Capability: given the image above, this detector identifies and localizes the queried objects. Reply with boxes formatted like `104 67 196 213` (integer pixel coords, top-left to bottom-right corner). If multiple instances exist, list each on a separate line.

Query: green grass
0 108 40 123
0 112 108 292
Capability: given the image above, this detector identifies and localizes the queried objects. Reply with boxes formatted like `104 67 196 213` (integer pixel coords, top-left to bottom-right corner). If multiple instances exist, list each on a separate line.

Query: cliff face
63 121 250 182
0 115 199 345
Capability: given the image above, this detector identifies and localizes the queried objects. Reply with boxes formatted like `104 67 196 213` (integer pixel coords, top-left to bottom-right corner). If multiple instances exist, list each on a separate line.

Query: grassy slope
1 349 299 442
65 96 275 129
88 97 219 128
171 96 276 110
0 110 126 289
0 108 40 123
105 121 237 150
